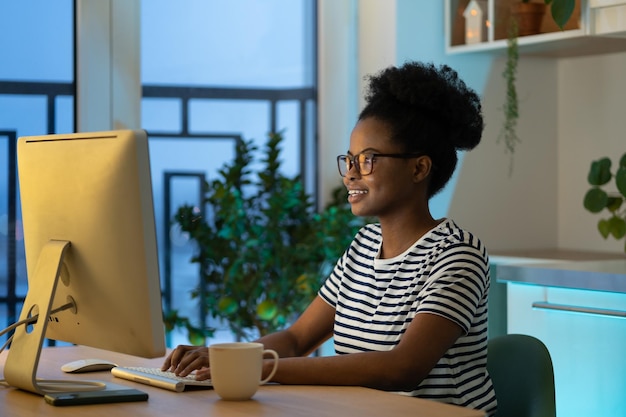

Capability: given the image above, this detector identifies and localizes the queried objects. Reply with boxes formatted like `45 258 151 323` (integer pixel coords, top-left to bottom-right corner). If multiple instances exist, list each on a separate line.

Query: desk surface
1 345 485 417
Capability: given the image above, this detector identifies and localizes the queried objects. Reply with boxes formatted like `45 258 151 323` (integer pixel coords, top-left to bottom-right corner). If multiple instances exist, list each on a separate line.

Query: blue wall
395 1 494 220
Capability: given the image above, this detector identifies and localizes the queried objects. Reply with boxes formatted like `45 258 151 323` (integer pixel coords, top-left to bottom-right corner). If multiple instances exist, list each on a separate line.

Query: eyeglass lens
338 154 373 177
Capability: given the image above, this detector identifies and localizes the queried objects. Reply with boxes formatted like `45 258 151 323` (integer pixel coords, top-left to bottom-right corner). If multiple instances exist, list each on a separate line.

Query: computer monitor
4 129 166 395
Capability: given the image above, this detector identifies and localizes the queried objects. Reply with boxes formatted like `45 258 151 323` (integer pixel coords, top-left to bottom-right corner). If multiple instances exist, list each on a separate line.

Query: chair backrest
487 334 556 417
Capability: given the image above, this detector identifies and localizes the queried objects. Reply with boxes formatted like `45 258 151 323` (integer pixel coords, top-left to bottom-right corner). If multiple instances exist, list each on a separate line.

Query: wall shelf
445 0 626 57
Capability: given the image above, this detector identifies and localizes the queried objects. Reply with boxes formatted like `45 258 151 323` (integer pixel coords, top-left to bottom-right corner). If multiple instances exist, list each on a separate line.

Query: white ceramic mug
208 342 279 401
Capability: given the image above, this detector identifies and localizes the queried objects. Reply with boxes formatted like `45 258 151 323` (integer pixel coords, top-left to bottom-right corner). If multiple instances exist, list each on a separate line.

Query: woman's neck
378 214 443 259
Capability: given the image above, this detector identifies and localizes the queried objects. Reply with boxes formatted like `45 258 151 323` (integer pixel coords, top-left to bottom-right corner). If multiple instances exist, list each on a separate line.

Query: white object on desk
61 359 118 373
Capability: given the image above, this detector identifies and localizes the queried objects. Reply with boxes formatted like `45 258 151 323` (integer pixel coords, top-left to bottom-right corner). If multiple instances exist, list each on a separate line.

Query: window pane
189 99 269 140
0 0 74 82
0 96 48 136
142 0 314 87
142 98 182 133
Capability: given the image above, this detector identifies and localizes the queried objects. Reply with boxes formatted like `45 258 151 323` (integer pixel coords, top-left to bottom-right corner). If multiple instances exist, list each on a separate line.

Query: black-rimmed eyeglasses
336 152 422 177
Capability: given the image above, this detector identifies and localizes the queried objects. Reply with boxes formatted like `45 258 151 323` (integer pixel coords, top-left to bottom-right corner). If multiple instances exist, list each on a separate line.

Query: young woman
163 61 497 416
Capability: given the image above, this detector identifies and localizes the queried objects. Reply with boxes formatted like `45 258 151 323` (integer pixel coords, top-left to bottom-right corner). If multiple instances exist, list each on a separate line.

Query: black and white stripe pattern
319 219 497 415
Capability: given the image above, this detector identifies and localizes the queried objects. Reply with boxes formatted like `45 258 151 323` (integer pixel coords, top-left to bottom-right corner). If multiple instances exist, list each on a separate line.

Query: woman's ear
413 155 432 183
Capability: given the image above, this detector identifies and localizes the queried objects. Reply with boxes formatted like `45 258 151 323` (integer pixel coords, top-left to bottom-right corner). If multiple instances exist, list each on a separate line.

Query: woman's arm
265 311 463 392
162 295 335 377
164 295 463 392
255 296 335 358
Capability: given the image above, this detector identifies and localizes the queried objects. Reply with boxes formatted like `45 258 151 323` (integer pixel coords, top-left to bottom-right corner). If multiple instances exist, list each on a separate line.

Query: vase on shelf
510 2 546 36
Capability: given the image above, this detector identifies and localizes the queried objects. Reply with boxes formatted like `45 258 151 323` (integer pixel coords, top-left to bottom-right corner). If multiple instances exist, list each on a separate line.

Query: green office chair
487 334 556 417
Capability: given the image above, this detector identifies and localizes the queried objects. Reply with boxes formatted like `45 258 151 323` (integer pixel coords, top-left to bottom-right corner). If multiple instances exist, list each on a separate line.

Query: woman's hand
161 345 210 378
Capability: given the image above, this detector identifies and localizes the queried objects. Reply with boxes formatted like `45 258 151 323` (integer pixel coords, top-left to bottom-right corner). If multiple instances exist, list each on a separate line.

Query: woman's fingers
161 345 209 374
195 367 211 381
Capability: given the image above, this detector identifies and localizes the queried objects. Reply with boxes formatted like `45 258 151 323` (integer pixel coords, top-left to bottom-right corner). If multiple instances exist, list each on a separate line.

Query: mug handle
259 349 279 385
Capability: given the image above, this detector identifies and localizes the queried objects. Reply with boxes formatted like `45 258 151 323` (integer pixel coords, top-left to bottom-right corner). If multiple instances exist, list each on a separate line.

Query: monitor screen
4 129 166 394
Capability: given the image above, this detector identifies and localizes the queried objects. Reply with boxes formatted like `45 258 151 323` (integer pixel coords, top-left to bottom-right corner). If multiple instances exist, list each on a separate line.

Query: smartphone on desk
44 388 148 406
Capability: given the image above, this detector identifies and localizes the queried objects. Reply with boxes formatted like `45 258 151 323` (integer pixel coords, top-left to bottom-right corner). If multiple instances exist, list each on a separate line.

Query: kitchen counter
490 249 626 416
491 249 626 293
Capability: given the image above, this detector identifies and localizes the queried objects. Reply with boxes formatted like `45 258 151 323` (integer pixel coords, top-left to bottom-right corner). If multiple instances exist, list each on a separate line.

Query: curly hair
358 61 483 198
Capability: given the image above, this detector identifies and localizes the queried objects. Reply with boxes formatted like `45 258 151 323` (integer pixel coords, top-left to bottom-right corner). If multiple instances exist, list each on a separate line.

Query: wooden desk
1 345 485 417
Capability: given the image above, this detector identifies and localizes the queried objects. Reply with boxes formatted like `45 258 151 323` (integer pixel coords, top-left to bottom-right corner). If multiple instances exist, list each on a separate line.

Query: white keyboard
111 366 213 392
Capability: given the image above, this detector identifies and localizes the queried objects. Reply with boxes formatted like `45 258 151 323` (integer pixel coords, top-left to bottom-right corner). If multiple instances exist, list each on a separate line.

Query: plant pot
511 2 546 36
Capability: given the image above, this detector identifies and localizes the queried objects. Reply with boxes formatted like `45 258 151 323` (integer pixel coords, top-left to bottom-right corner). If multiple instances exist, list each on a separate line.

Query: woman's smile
347 188 368 203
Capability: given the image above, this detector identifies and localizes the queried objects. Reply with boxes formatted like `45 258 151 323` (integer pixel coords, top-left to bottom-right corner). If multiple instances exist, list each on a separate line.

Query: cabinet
507 283 626 416
445 0 626 56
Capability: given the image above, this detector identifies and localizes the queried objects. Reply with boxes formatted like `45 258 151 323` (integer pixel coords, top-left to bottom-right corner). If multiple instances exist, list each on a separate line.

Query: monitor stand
4 240 71 395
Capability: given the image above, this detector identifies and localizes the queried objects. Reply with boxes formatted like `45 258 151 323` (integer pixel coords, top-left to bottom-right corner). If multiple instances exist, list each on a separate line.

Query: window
0 0 317 347
141 0 317 345
0 0 75 346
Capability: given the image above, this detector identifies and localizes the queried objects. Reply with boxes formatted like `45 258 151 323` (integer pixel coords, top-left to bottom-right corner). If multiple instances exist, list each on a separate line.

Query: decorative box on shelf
463 0 489 44
589 0 626 36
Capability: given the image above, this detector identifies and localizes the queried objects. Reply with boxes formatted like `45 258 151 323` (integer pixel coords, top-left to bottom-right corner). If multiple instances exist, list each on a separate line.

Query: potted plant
511 0 547 37
499 0 575 172
164 131 368 343
583 152 626 252
510 0 576 35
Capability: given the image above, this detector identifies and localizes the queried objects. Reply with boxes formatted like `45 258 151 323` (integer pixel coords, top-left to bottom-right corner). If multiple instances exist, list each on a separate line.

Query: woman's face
342 117 423 219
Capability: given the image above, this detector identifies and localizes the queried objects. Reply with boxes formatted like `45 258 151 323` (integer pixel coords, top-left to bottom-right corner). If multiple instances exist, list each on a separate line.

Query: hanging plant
498 20 520 175
499 0 576 175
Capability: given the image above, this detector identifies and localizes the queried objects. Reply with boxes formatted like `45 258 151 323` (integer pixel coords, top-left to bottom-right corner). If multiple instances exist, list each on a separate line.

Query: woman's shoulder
436 219 484 245
428 219 489 261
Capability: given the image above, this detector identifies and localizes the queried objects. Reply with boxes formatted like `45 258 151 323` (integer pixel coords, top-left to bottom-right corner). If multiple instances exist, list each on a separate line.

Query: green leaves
584 152 626 251
546 0 575 29
499 18 520 173
617 164 626 197
609 216 626 239
583 188 607 213
598 217 626 240
587 157 612 186
218 297 238 315
162 309 214 346
256 300 278 321
169 131 366 340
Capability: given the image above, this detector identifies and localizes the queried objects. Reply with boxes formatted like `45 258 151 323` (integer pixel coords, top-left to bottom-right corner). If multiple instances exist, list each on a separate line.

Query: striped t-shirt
318 219 497 415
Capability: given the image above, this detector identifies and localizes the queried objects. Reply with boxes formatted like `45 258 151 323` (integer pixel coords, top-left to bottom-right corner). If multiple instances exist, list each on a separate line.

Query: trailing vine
499 20 519 175
498 1 575 175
